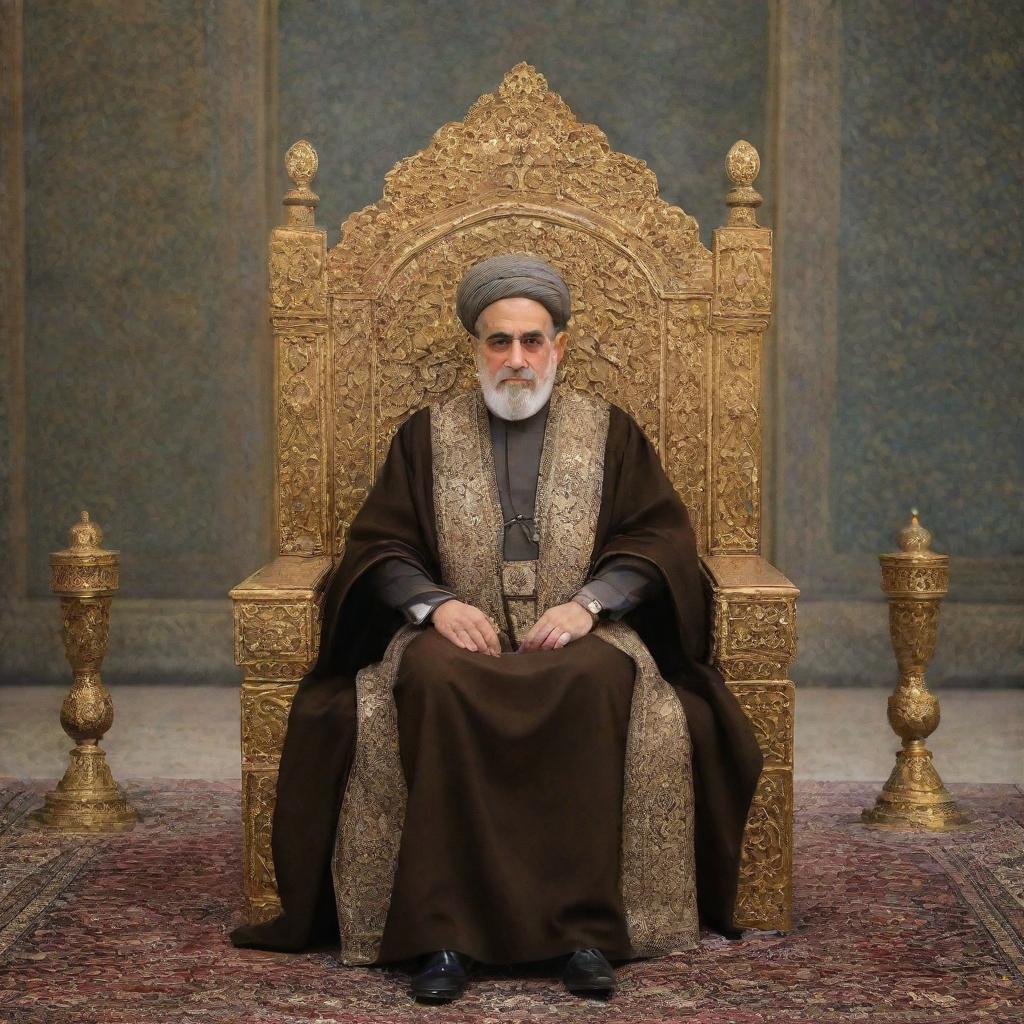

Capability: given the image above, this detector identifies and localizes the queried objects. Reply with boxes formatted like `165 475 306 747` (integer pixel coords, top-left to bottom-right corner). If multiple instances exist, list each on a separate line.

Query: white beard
475 350 557 421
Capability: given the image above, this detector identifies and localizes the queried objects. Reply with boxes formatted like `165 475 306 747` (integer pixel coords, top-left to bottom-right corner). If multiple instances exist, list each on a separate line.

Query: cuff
403 591 456 626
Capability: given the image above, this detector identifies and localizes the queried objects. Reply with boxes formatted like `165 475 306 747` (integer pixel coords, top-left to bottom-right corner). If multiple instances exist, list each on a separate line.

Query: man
231 254 764 1004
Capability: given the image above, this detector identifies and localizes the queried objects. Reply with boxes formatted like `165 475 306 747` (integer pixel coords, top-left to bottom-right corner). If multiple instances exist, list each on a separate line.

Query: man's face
474 297 567 420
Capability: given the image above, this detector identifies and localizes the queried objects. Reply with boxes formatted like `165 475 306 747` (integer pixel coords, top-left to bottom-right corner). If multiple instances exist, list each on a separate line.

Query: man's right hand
431 599 502 657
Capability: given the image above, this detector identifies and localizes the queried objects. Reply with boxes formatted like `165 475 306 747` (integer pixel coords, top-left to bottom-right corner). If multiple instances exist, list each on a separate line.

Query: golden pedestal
34 511 138 832
861 511 971 832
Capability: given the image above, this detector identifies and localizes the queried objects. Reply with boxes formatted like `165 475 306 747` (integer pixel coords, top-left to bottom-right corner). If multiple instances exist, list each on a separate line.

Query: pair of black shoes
409 947 617 1002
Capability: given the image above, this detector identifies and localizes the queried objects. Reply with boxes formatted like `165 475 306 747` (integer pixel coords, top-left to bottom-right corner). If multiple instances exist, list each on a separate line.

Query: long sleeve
573 554 664 620
366 557 455 625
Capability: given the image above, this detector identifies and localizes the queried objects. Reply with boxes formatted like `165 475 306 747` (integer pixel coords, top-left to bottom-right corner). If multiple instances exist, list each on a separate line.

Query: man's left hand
519 601 594 652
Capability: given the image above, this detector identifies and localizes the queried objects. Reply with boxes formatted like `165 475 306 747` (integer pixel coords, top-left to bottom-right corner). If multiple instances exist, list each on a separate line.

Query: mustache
494 367 538 383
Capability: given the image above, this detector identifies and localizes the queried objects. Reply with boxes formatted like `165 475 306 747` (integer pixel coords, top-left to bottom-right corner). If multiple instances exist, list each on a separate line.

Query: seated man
230 253 764 1003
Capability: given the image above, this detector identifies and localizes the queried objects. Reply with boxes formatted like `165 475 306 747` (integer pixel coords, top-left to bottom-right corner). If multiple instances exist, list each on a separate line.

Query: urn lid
881 509 947 565
50 511 119 568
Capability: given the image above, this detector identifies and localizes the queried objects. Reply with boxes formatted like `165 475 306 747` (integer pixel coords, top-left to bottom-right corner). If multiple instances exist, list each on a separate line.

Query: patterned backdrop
1 1 1020 684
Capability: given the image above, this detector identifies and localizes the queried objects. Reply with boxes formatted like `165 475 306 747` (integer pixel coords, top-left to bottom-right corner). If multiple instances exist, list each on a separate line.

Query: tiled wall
2 1 1020 685
2 0 272 682
833 0 1023 559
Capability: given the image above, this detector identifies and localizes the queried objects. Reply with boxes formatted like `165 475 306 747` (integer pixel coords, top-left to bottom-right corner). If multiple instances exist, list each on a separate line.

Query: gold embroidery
330 384 698 963
500 560 537 597
597 620 700 954
432 390 507 640
501 559 538 649
331 624 419 964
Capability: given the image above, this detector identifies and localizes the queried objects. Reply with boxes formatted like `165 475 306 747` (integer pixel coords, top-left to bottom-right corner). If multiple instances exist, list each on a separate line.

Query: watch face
587 599 602 616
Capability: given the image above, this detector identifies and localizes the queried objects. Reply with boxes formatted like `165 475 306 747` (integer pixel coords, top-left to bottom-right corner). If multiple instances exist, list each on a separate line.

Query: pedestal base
861 745 972 832
32 744 138 832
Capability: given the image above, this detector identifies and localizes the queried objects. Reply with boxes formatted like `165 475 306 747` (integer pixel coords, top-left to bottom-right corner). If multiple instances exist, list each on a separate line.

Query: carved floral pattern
880 562 949 595
242 660 314 682
236 602 309 663
51 564 119 593
888 600 941 675
726 140 760 186
270 233 325 312
727 682 794 767
61 598 111 666
278 331 328 555
733 769 791 930
712 327 761 551
665 300 711 548
243 771 279 900
241 683 298 765
331 300 374 551
329 63 710 295
714 596 797 676
285 139 318 188
716 229 771 315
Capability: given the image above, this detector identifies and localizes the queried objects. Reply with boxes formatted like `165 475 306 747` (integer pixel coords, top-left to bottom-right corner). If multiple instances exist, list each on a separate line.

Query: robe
230 386 764 962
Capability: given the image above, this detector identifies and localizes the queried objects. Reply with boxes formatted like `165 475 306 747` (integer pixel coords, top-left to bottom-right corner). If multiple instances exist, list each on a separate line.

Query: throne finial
725 140 762 226
283 140 320 227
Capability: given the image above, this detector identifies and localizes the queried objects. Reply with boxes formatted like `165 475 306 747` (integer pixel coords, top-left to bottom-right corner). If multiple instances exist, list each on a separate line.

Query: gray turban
455 253 571 335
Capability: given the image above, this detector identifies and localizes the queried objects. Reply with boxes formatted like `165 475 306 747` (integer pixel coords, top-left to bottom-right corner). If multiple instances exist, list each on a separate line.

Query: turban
455 253 571 335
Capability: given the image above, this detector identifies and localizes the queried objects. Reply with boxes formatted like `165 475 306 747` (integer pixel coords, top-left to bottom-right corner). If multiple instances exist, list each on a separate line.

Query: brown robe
230 390 764 959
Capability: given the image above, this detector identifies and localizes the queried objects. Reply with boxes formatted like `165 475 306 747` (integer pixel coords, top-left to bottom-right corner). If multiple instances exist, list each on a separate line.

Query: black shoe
561 947 616 996
409 949 473 1002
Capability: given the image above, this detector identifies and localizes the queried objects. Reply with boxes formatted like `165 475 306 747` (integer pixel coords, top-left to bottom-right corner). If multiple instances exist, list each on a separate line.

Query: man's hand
519 601 594 652
431 599 501 656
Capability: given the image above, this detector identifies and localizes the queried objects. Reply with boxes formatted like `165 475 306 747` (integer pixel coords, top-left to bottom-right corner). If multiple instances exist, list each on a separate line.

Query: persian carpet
0 779 1021 1023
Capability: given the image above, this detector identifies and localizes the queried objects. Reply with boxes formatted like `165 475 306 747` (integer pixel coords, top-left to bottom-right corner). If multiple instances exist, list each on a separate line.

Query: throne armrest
702 555 798 933
230 555 334 676
701 554 800 683
230 555 333 921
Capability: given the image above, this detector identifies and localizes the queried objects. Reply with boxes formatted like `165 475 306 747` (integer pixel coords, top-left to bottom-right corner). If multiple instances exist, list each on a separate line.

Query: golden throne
231 64 799 933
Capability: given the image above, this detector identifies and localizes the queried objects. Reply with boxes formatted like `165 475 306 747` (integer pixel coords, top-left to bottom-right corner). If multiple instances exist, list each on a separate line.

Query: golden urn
861 511 970 831
34 511 138 831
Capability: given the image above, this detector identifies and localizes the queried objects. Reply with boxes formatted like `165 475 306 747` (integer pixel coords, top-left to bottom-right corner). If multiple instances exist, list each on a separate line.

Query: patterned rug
0 779 1021 1023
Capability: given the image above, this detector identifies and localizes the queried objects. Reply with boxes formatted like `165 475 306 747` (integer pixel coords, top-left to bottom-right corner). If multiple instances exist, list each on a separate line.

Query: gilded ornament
726 140 760 187
243 770 280 898
712 327 762 551
724 140 764 227
727 682 795 767
33 513 137 832
283 139 320 228
241 682 298 766
285 139 318 189
862 511 971 831
733 770 792 930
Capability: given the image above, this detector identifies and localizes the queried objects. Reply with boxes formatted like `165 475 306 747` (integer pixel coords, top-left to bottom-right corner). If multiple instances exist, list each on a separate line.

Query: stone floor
0 685 1021 782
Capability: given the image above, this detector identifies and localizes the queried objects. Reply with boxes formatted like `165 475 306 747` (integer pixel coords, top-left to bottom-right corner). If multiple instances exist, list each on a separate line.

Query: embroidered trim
597 620 700 954
432 390 507 640
331 624 419 964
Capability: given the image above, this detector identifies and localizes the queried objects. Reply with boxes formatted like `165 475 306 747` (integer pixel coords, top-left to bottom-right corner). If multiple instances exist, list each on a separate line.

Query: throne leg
728 680 795 933
240 679 299 922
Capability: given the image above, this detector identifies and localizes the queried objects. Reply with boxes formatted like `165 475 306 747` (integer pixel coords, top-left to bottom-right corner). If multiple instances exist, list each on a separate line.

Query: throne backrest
268 64 772 560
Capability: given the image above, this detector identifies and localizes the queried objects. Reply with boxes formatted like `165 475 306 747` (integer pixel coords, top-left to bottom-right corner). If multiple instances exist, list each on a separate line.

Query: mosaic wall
832 0 1023 558
19 0 271 603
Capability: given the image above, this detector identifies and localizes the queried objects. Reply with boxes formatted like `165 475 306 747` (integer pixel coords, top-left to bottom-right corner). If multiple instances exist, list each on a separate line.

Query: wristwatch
574 594 604 623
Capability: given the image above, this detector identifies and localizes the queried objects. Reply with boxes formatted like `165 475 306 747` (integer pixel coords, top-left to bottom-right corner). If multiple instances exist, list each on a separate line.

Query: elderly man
231 254 763 1003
